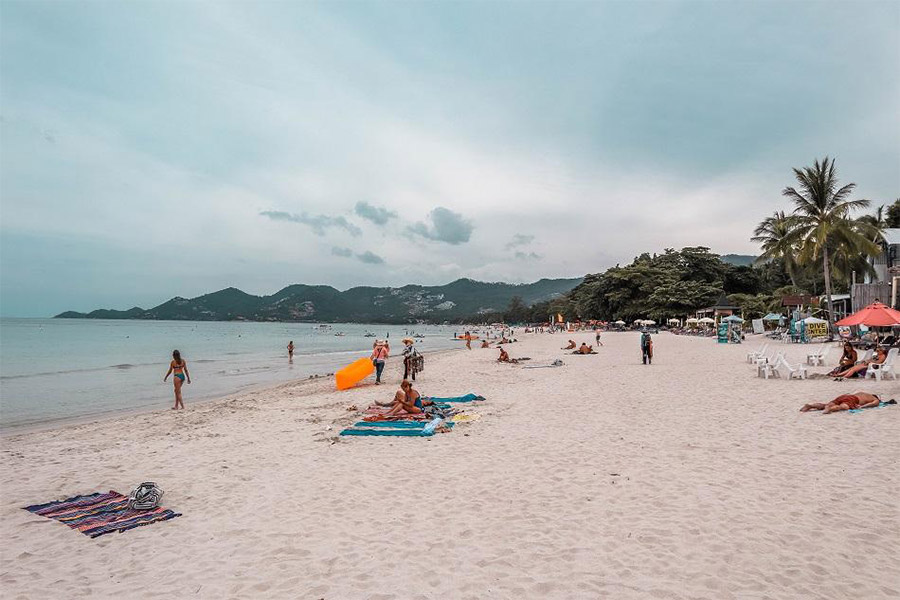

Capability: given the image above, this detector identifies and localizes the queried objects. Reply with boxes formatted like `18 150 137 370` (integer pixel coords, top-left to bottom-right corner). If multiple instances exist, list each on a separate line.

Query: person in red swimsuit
800 392 881 414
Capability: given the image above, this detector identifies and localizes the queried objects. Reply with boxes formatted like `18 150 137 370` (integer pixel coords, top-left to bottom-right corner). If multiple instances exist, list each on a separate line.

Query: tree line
465 158 898 325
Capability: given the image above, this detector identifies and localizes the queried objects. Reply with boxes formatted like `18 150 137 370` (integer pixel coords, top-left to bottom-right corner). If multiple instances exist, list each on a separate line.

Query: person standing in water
163 349 191 409
287 340 294 362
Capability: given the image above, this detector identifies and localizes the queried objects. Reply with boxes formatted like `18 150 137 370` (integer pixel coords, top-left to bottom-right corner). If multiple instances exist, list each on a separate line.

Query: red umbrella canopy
835 302 900 327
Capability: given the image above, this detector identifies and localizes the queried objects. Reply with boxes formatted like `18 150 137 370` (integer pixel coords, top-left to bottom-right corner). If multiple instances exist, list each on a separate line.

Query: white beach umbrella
667 318 680 324
685 318 700 324
698 317 716 324
614 320 626 325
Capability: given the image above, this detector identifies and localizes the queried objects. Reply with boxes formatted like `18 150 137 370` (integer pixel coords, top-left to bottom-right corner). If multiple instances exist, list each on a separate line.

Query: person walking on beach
371 340 389 384
640 331 653 365
595 329 603 347
163 350 191 409
287 341 294 363
465 331 472 350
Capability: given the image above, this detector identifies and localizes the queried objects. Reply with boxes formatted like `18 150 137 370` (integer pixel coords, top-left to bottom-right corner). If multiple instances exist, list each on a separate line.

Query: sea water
0 319 468 429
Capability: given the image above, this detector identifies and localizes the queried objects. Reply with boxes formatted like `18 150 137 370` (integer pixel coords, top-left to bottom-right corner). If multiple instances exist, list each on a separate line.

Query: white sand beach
1 331 898 599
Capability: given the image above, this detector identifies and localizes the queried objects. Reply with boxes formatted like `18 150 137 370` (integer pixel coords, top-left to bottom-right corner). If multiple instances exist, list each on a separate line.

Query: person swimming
163 349 191 410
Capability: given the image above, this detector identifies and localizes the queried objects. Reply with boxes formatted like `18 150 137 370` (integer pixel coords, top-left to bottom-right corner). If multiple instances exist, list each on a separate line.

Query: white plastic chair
758 352 785 379
806 344 831 366
858 348 874 364
747 343 769 364
866 348 898 381
754 347 779 367
774 356 808 380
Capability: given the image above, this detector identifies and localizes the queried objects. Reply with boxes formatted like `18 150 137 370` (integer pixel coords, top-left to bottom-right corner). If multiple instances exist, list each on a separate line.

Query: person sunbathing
837 346 887 379
827 341 857 376
481 340 490 348
498 348 516 363
563 340 576 349
378 380 430 416
801 392 883 414
576 343 596 354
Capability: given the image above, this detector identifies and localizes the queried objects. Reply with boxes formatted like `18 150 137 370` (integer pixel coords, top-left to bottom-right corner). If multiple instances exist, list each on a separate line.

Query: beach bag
128 482 163 510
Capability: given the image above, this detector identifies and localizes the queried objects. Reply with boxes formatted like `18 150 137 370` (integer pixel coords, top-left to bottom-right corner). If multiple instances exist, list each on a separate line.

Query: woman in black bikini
163 349 191 410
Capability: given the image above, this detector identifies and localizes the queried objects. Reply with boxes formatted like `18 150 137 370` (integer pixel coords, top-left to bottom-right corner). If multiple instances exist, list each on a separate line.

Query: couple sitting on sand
801 392 896 414
574 343 596 354
375 380 433 417
828 342 887 380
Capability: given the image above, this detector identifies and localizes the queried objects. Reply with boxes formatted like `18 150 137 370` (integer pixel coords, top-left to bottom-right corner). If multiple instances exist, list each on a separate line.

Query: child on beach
287 341 294 362
163 350 191 410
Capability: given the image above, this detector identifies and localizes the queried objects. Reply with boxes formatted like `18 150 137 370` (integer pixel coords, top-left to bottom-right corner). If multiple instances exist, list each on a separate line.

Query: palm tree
752 211 800 287
782 157 879 326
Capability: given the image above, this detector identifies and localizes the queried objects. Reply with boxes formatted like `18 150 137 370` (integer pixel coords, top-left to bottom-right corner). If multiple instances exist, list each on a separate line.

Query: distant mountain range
55 278 582 323
720 254 758 267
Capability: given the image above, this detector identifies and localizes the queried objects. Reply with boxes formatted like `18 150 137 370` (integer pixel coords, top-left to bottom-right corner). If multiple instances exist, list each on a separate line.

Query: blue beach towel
424 393 484 403
340 428 434 437
848 401 896 414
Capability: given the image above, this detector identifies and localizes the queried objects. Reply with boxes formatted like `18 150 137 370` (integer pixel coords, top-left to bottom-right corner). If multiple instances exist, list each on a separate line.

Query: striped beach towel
24 491 181 538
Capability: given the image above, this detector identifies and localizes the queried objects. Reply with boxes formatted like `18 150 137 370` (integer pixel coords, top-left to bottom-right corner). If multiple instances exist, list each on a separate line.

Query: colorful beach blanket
24 491 181 538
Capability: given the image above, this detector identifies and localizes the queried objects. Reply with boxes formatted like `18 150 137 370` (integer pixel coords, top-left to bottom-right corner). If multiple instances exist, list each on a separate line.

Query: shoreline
0 346 462 438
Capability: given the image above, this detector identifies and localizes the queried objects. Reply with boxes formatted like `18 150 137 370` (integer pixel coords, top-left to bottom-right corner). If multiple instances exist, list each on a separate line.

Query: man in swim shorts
800 392 881 414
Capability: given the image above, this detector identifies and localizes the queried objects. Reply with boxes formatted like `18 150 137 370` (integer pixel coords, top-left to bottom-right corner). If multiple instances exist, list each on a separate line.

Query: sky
1 1 898 317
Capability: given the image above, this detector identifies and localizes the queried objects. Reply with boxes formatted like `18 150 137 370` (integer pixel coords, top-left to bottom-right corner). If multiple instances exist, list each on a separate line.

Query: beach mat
848 400 897 414
424 393 484 403
24 491 181 538
341 428 434 437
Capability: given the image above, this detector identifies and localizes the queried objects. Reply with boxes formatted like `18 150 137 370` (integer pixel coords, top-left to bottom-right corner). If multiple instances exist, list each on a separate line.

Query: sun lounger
774 356 808 380
747 343 769 363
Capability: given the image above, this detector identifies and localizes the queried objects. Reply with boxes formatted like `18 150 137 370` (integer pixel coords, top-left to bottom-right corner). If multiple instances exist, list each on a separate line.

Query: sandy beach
1 331 898 599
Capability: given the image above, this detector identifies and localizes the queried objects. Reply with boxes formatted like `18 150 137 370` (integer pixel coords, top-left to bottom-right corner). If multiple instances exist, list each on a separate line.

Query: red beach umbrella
835 301 900 327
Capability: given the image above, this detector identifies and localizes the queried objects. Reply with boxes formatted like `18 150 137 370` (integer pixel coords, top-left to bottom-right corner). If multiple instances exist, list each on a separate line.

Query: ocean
0 318 470 429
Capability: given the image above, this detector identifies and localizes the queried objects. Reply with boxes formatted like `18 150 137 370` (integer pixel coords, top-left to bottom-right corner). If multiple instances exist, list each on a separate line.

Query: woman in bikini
380 380 431 417
163 349 191 410
838 346 887 379
827 342 857 377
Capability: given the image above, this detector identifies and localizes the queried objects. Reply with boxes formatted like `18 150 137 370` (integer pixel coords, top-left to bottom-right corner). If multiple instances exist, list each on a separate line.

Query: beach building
696 293 740 322
854 228 900 309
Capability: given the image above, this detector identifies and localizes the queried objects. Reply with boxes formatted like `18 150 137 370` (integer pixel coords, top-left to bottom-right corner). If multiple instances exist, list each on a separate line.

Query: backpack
128 482 163 510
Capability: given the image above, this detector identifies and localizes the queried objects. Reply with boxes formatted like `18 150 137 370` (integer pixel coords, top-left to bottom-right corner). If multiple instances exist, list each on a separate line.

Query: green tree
782 157 879 325
886 199 900 228
751 211 800 287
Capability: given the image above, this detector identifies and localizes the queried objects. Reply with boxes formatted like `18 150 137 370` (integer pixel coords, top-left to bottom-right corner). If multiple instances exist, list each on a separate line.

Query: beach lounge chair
753 347 779 367
757 351 785 379
747 343 769 364
774 356 808 380
806 344 830 366
858 348 874 364
865 348 898 381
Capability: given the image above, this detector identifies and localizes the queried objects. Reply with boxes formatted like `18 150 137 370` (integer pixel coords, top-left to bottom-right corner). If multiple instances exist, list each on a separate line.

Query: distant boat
334 332 345 337
363 332 376 337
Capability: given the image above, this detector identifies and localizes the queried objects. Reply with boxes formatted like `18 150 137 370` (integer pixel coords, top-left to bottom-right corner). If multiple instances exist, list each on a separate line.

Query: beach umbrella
799 316 827 324
614 320 625 325
667 318 680 324
835 301 900 327
698 317 716 324
762 313 783 321
643 319 656 325
685 318 699 324
722 315 744 323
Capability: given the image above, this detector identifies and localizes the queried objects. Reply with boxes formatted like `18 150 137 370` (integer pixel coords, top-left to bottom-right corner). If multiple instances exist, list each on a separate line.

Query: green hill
55 278 582 323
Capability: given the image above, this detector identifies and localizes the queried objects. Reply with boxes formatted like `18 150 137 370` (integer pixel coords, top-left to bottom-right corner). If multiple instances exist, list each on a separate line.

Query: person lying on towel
378 380 433 417
800 392 884 414
563 340 576 349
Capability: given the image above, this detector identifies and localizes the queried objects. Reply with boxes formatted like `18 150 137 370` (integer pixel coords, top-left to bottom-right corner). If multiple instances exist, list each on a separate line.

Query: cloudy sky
1 1 898 316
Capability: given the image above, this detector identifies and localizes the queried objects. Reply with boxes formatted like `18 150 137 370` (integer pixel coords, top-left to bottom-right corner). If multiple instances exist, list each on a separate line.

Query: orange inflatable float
335 357 375 390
